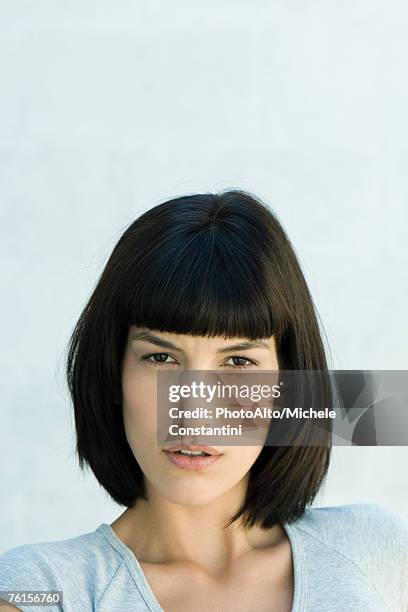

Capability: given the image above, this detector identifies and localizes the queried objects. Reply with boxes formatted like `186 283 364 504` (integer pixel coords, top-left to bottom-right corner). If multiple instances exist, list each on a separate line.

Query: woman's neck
110 477 286 575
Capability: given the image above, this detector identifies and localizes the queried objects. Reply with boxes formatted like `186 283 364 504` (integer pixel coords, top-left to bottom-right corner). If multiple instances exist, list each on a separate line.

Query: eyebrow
131 330 271 353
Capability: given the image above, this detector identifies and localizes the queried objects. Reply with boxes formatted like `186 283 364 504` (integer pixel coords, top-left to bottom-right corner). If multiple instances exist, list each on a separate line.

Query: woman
1 190 407 611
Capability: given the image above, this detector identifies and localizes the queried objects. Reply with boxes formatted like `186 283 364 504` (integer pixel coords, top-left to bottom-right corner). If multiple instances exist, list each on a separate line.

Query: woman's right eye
141 353 178 366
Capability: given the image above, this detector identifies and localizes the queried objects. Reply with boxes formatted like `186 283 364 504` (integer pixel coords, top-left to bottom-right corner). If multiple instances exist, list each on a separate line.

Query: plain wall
1 0 407 551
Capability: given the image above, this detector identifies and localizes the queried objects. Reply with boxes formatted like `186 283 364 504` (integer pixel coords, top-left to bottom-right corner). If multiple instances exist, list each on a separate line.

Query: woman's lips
163 445 222 455
162 449 222 470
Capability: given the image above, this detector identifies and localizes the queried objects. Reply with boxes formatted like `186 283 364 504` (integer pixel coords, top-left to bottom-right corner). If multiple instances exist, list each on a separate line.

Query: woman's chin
160 486 223 507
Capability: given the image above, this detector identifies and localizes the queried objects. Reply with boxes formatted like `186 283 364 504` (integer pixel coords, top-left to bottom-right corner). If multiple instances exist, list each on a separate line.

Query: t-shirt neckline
97 521 307 612
97 522 164 611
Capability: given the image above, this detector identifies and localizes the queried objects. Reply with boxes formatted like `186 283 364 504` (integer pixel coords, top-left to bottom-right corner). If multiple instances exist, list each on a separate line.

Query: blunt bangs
66 189 332 528
116 192 290 343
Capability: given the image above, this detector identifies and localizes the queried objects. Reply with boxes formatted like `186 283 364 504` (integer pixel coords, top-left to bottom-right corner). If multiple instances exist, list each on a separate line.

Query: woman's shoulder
292 502 408 610
295 501 408 552
0 524 124 611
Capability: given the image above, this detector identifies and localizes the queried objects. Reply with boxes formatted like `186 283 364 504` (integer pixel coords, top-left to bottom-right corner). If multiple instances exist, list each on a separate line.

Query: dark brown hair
66 189 332 529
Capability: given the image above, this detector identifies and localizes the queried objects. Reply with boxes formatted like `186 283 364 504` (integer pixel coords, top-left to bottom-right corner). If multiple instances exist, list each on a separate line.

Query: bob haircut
66 189 332 529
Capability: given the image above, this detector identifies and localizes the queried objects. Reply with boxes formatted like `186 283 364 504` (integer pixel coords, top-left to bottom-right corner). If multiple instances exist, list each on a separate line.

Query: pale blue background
1 1 407 552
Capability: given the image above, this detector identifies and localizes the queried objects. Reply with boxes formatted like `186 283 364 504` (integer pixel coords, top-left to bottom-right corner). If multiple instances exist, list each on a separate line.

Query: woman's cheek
123 383 158 441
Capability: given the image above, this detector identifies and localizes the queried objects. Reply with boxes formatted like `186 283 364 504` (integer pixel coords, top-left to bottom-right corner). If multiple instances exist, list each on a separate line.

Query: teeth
177 450 209 456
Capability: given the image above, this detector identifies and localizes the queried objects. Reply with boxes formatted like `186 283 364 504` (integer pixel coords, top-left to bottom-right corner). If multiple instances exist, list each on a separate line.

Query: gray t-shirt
0 502 407 611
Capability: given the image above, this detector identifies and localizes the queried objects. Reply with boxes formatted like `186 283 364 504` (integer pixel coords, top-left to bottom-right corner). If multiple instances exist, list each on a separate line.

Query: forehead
128 326 275 351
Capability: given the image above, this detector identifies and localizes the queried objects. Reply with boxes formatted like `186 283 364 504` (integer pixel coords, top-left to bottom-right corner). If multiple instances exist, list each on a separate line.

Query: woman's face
121 325 279 507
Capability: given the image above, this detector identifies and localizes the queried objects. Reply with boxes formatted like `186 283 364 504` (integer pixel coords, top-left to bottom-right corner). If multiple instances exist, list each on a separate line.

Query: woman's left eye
225 356 256 369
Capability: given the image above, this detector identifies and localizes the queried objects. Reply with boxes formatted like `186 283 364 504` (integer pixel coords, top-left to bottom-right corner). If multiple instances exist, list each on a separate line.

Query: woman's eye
141 353 178 366
225 356 256 369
